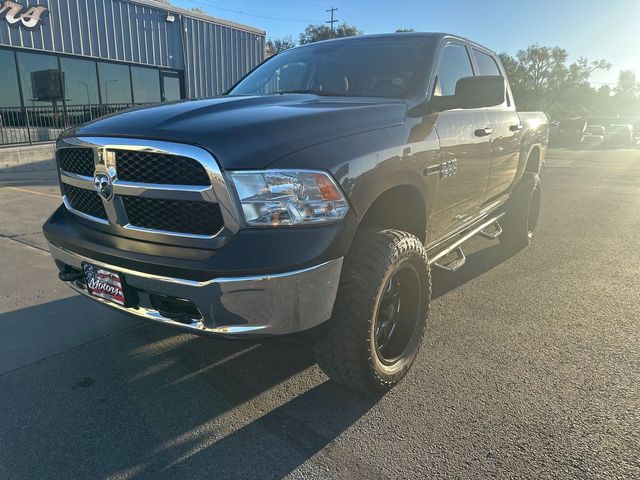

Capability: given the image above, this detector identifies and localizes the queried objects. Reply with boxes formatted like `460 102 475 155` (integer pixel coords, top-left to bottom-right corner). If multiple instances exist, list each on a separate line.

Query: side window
473 49 501 76
433 44 473 96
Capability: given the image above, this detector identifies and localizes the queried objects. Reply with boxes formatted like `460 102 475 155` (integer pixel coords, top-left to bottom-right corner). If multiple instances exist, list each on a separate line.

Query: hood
68 95 408 169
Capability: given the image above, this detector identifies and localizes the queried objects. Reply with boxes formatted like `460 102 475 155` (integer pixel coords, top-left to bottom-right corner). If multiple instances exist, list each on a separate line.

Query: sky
172 0 640 87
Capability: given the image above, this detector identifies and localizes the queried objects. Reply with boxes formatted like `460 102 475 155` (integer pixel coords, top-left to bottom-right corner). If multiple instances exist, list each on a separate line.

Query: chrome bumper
48 243 343 337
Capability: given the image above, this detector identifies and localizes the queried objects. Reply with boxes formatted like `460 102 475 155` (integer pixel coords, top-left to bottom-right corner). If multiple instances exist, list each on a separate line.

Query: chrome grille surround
56 137 240 242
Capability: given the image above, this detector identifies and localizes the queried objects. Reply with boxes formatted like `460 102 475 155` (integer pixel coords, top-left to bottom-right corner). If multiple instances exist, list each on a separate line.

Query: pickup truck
43 33 548 393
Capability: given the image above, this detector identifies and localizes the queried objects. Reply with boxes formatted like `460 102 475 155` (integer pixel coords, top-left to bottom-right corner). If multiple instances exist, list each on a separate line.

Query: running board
479 221 503 240
430 213 505 272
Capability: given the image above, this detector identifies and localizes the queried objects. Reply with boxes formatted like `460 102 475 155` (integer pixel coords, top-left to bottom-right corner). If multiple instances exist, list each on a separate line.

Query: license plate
82 263 126 306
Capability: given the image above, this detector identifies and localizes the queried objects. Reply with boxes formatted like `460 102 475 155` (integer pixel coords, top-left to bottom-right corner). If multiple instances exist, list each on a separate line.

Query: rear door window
473 49 501 76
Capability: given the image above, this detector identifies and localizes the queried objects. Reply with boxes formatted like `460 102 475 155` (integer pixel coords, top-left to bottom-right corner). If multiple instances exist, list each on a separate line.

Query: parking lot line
3 186 60 199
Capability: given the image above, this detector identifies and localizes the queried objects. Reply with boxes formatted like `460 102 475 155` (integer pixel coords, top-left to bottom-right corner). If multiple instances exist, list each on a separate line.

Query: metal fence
0 104 145 147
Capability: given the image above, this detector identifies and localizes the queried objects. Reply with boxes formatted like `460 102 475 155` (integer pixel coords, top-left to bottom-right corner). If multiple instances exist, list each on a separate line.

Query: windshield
229 37 428 98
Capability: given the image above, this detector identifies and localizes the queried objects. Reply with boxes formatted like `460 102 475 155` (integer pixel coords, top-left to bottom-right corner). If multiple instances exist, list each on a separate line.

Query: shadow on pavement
0 163 58 187
0 240 517 478
432 243 518 299
0 296 379 479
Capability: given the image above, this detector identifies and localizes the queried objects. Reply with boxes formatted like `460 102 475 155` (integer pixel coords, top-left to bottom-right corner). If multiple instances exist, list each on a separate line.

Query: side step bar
430 213 505 272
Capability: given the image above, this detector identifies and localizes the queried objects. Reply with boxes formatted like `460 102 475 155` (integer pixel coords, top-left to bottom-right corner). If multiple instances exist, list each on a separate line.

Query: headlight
229 170 349 226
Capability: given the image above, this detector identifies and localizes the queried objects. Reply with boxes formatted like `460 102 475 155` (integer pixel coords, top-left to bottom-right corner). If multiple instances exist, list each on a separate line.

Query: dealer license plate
82 263 126 306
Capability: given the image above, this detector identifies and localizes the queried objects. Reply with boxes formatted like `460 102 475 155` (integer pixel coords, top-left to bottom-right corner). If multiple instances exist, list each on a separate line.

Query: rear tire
500 172 541 251
314 229 431 394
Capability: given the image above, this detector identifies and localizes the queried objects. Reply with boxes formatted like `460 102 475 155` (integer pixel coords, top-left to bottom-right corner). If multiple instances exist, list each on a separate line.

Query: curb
0 144 56 173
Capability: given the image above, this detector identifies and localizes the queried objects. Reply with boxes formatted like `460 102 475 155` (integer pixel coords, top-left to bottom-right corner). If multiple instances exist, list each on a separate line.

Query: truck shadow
0 242 515 478
0 297 379 479
431 242 518 299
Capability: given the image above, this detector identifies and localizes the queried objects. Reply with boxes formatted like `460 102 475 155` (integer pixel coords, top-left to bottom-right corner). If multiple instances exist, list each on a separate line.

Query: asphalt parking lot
1 147 639 479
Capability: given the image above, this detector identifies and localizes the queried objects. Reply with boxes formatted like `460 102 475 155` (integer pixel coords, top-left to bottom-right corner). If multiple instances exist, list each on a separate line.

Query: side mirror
453 75 506 109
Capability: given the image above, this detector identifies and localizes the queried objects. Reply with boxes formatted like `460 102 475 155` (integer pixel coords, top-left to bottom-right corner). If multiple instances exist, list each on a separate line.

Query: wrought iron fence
0 103 144 147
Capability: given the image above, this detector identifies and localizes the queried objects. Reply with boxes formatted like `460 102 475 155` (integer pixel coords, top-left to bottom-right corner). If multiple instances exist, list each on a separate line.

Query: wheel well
525 147 541 174
358 186 427 243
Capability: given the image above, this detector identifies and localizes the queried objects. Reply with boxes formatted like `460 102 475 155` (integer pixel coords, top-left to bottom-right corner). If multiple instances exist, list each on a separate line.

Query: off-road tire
314 229 431 393
500 172 541 251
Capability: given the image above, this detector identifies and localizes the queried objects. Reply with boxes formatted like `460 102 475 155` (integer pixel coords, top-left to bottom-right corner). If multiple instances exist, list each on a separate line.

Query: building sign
0 1 48 30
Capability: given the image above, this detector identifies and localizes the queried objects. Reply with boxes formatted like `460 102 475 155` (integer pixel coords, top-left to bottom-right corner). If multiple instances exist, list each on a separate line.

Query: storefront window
162 75 182 102
60 57 99 105
131 66 161 104
16 51 62 107
98 62 132 104
0 50 21 108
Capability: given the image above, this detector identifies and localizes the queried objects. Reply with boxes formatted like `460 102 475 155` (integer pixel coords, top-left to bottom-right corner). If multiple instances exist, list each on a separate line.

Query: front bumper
49 243 343 337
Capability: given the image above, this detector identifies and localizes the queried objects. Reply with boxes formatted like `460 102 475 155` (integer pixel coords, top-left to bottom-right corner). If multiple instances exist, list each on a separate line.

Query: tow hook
58 268 84 282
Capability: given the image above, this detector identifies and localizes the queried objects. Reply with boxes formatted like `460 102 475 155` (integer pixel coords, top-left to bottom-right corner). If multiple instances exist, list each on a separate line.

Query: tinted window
16 52 61 107
162 75 181 102
230 38 427 98
473 49 501 76
257 61 311 94
60 57 99 105
131 66 161 103
98 62 132 104
434 44 473 96
0 50 21 108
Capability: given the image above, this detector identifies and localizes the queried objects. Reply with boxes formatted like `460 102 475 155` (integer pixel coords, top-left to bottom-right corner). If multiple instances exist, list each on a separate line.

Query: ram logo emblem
94 173 114 201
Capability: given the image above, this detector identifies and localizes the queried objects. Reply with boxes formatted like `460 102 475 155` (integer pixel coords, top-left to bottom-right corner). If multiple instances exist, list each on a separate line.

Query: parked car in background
582 125 606 146
605 124 634 146
557 117 587 146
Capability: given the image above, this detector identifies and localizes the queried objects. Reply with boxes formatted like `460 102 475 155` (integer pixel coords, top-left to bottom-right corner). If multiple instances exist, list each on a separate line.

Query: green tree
298 22 361 44
395 28 415 33
499 45 610 118
266 36 296 57
191 7 205 14
615 70 639 98
611 70 640 116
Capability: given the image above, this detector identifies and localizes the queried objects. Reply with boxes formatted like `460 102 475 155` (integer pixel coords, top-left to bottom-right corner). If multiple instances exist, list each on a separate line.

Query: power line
184 0 316 23
325 6 338 38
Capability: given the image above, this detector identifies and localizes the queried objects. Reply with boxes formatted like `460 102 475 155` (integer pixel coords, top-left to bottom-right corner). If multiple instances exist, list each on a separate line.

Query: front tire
314 229 431 393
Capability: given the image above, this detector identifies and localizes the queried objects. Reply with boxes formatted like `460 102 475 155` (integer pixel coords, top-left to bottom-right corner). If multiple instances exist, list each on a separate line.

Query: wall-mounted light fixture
165 13 176 23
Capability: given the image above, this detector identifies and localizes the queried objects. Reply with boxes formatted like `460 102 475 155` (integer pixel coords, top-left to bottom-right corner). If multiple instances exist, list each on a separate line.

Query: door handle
474 127 492 137
509 124 523 132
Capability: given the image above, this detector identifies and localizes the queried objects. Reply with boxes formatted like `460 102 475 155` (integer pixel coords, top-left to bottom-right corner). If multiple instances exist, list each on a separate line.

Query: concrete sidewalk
0 168 137 375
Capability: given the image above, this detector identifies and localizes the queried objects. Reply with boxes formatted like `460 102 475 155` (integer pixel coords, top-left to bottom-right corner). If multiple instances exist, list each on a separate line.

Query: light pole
104 79 118 105
78 81 90 105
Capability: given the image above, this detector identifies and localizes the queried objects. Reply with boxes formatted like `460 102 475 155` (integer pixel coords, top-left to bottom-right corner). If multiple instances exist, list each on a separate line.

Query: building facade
0 0 265 146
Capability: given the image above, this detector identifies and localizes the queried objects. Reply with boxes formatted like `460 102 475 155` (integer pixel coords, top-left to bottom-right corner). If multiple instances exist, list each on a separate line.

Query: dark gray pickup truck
43 33 548 393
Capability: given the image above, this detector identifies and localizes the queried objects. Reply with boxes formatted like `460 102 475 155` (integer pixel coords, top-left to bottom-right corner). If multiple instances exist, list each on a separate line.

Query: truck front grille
56 138 234 241
58 148 94 177
63 184 108 220
116 151 210 186
123 197 224 236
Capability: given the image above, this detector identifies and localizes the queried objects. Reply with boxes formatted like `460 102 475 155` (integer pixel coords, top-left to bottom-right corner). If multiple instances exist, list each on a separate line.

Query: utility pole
325 6 338 38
